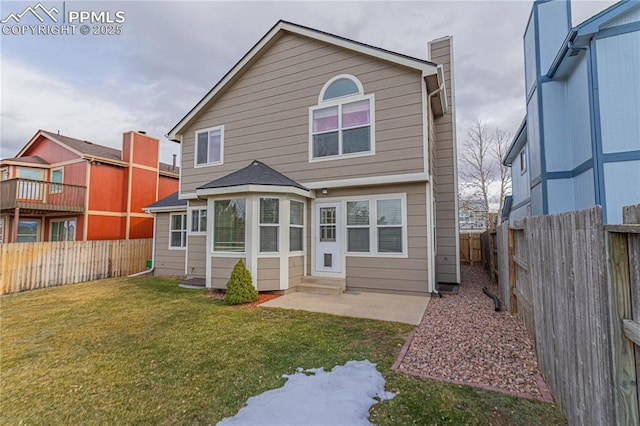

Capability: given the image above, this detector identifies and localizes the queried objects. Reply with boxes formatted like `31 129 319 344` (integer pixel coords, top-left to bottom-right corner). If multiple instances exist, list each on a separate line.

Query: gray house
146 21 460 295
504 0 640 224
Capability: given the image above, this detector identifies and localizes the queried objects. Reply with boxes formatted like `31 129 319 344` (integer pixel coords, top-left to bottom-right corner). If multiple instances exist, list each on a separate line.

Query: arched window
319 75 363 102
310 75 374 160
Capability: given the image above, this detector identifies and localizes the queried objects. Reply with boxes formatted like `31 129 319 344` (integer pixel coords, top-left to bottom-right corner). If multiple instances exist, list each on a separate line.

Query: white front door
315 202 342 275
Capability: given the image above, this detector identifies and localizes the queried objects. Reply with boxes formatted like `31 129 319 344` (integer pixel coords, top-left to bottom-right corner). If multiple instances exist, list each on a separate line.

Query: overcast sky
0 0 616 164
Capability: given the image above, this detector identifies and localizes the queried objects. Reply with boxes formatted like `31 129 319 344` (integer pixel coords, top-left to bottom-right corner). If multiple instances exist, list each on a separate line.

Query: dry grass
1 276 565 425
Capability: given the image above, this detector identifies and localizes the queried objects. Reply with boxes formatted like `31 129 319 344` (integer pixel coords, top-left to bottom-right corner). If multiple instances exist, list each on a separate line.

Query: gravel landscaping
397 266 552 401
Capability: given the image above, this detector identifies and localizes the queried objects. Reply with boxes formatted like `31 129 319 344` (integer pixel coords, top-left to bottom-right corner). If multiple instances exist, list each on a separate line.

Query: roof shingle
197 160 307 190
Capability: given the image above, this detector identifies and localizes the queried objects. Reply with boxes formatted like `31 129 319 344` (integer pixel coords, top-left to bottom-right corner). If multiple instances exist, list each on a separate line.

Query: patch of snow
217 360 394 426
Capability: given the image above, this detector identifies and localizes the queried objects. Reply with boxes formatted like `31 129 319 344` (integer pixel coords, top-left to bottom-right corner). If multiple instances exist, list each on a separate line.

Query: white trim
188 207 207 235
167 21 438 140
421 81 429 176
145 206 187 213
303 172 428 190
258 196 280 254
210 197 247 256
312 193 409 261
279 198 290 290
312 201 344 278
308 93 375 163
49 217 77 242
49 167 64 194
179 191 198 200
425 182 436 293
196 184 312 199
318 74 364 104
205 198 213 287
168 212 187 251
15 218 41 243
194 125 224 168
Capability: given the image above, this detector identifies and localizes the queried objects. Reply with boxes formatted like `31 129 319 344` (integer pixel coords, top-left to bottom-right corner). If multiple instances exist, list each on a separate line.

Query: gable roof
40 130 122 161
167 20 441 140
198 160 307 191
144 191 187 211
547 0 640 78
12 130 179 174
1 155 49 166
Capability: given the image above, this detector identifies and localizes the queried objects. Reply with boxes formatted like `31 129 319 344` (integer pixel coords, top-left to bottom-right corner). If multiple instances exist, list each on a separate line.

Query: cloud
0 56 179 162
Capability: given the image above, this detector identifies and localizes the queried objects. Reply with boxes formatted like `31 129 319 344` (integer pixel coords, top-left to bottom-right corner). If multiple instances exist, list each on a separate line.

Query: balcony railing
0 178 86 213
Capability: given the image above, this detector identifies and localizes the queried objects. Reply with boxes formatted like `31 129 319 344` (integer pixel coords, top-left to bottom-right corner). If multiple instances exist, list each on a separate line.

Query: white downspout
426 83 443 294
129 210 155 277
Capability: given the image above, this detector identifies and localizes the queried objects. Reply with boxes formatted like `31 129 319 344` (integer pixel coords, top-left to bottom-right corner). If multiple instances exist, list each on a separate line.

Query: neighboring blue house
503 0 640 224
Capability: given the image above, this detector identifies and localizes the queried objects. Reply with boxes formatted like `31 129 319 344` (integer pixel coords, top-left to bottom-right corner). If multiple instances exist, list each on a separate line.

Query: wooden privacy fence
0 239 152 294
459 232 482 265
485 205 640 426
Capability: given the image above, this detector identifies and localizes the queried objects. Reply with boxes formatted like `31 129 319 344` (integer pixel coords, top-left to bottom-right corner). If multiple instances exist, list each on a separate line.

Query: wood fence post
508 227 517 315
606 229 639 425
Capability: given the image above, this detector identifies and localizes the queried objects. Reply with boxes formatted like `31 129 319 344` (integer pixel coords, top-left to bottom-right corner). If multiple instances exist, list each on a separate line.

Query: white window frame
289 200 305 253
16 219 40 243
309 75 375 163
189 208 207 235
50 218 76 242
520 148 527 175
1 168 8 181
0 217 5 243
346 200 370 254
341 194 407 257
169 212 187 250
212 198 246 254
50 167 64 194
259 197 280 253
318 74 364 103
194 125 224 167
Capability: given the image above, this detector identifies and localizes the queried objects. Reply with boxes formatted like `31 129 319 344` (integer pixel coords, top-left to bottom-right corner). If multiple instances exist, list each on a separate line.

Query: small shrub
224 260 258 305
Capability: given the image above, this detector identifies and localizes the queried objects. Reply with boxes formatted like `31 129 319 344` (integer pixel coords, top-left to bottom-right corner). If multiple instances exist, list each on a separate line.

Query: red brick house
0 130 178 243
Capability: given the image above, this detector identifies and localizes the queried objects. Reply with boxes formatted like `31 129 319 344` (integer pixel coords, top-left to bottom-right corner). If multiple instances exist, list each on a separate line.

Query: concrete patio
260 291 430 325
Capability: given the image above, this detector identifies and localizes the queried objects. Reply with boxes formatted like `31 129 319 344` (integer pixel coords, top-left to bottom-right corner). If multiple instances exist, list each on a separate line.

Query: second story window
195 126 223 166
310 75 374 161
50 168 63 194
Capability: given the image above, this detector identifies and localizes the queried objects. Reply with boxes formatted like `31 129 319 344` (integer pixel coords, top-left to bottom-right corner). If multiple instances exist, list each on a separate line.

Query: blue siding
596 31 640 154
604 160 640 223
511 146 531 206
547 178 574 214
527 89 542 180
509 203 531 223
542 81 572 172
573 168 595 210
524 18 537 94
536 0 571 75
567 55 593 167
531 184 544 216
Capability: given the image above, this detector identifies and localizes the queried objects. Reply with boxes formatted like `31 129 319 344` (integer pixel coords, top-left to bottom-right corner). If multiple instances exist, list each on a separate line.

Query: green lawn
1 277 566 425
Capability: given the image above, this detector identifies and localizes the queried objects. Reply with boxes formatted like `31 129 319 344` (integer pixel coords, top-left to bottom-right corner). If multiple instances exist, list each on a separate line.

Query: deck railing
0 178 86 212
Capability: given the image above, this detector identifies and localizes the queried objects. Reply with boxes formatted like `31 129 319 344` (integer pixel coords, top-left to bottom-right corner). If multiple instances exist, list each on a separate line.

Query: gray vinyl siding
257 257 280 291
153 213 186 276
179 32 425 194
289 255 304 287
316 182 429 295
429 38 460 284
186 199 207 278
211 256 244 289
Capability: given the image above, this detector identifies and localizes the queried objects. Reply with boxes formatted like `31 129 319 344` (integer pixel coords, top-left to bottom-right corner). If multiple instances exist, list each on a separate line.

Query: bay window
213 199 245 252
259 198 279 252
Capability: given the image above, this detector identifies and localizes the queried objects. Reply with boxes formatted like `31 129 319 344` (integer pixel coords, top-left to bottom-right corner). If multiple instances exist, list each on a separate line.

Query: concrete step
297 276 346 296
